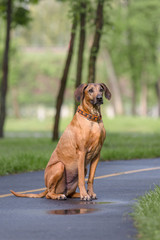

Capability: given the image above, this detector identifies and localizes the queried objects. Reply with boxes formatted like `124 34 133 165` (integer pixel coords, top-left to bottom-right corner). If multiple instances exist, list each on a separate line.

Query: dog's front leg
78 152 91 201
87 154 100 199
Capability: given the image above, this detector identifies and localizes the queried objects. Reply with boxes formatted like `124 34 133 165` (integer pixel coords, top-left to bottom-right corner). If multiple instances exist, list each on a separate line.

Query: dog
11 83 111 201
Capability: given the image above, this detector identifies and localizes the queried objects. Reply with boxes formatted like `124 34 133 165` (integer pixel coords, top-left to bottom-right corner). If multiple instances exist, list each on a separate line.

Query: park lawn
0 138 56 176
132 185 160 240
5 115 160 134
101 132 160 160
0 116 160 176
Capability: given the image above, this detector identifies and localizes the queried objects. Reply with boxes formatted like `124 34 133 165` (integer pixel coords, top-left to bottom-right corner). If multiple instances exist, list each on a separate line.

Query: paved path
0 158 160 240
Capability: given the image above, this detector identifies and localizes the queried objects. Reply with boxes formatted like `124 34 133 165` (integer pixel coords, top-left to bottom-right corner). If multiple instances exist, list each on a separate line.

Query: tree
52 16 77 140
103 48 124 115
74 0 87 112
88 0 104 83
156 80 160 116
99 0 125 115
104 0 160 116
125 0 160 115
0 0 12 138
0 0 39 138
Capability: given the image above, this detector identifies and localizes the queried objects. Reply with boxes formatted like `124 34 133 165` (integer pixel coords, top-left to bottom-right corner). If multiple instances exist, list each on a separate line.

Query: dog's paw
91 193 97 199
87 190 97 200
80 193 91 201
46 193 67 200
58 194 67 200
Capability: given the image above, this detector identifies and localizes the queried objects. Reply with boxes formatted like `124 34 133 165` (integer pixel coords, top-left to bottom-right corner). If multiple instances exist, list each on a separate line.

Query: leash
77 106 102 123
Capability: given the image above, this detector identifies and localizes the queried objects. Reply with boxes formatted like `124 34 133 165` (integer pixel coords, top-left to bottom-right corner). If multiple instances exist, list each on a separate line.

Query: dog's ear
100 83 111 100
74 84 88 102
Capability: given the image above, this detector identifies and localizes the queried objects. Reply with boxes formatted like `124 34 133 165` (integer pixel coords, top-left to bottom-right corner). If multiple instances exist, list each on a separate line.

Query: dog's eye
88 88 93 93
100 88 103 92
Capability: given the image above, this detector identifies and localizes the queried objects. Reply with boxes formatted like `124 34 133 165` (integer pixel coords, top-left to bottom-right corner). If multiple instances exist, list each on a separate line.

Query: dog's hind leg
45 162 66 200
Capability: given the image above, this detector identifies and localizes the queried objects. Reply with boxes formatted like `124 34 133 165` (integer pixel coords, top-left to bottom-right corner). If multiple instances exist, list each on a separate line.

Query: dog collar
77 106 102 122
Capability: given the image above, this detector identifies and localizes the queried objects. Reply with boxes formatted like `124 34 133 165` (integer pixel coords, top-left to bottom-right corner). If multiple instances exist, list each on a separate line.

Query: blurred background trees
0 0 160 139
0 0 39 137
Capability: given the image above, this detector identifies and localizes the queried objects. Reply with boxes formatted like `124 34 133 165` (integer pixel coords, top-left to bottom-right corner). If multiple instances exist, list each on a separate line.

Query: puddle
47 201 115 215
47 208 98 215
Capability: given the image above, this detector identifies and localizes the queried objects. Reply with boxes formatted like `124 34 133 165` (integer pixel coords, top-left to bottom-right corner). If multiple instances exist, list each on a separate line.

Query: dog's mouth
90 99 103 106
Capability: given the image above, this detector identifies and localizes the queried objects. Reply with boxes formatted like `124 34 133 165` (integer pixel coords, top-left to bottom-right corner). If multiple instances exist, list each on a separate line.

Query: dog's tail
10 189 48 198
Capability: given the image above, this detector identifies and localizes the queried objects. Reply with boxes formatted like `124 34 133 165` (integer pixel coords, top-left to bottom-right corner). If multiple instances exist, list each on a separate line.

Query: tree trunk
127 0 137 115
88 0 104 83
74 1 86 113
52 18 77 140
128 49 137 115
131 85 136 115
155 80 160 117
128 28 137 116
12 88 20 118
140 80 147 116
0 0 12 138
103 49 124 115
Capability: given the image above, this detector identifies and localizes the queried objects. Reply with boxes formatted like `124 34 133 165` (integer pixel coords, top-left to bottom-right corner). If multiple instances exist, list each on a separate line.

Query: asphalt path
0 158 160 240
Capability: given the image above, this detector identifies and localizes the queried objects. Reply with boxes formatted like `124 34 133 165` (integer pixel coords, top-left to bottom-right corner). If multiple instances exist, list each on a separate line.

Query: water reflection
47 201 114 215
47 208 98 215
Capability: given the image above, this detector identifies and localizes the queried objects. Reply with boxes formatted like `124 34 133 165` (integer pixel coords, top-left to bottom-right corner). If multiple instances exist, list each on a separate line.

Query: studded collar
77 106 102 122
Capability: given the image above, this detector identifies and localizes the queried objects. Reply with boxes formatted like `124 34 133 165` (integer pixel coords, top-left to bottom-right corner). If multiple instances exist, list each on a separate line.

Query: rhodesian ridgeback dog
11 83 111 201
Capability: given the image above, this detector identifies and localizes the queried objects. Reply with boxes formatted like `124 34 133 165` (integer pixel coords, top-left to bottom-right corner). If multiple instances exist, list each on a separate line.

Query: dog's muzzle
96 95 103 105
90 95 103 105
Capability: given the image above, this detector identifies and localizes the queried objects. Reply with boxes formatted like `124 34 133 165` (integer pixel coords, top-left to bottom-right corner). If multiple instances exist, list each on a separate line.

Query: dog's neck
81 99 101 117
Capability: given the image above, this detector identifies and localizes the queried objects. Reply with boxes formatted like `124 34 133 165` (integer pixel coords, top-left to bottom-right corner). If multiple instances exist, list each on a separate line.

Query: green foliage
12 7 31 27
1 0 160 116
15 0 70 46
8 50 67 105
0 0 39 28
103 0 160 101
127 0 160 81
132 185 160 240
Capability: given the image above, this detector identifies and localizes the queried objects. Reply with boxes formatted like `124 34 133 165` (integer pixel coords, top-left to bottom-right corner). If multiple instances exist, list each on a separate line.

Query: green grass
0 138 56 176
101 132 160 160
5 115 160 134
0 116 160 176
132 185 160 240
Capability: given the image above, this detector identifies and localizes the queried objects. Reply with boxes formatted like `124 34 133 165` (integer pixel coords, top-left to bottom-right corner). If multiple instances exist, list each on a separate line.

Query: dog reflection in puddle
47 202 114 215
47 208 98 215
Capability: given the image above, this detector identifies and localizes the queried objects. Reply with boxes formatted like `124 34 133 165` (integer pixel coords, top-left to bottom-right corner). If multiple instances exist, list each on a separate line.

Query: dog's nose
96 95 103 102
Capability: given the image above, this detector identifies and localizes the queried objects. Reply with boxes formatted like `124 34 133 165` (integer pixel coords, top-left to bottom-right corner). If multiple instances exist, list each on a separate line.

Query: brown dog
11 83 111 201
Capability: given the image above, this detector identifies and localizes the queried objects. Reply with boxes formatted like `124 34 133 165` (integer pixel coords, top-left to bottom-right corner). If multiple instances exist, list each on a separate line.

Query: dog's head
74 83 111 106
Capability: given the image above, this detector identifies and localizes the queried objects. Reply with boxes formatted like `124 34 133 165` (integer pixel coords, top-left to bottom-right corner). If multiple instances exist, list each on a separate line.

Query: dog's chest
85 122 105 163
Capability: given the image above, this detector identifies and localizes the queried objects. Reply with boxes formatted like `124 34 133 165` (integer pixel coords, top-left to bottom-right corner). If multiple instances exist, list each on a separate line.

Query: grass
0 138 56 176
5 115 160 134
0 116 160 176
132 185 160 240
101 132 160 160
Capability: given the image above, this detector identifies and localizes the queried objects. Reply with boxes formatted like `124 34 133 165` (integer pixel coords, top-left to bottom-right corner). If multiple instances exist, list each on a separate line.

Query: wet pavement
0 158 160 240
